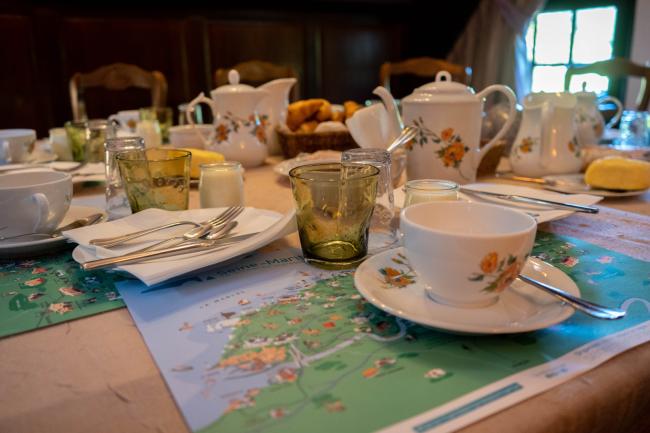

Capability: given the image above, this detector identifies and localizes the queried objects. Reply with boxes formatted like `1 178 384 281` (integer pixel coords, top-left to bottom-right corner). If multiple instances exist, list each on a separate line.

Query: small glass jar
403 179 459 207
199 162 244 208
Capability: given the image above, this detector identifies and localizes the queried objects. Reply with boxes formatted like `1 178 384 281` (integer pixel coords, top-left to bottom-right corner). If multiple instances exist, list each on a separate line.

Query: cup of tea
0 170 72 237
400 201 537 308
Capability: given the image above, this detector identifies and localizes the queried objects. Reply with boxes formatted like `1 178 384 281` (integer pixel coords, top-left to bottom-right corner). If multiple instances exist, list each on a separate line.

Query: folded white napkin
64 207 297 286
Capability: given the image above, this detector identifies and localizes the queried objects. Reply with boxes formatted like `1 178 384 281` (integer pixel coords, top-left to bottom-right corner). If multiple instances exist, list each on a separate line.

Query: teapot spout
373 86 403 142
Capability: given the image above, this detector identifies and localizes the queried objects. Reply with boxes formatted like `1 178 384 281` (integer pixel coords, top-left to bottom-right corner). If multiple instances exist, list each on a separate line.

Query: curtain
447 0 546 101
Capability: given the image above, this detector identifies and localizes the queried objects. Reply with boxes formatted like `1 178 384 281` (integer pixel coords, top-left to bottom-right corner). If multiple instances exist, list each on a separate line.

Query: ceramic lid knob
228 69 240 85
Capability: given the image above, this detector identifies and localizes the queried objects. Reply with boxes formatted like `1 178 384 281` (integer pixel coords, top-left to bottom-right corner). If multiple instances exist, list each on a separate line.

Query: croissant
287 99 325 131
343 100 361 119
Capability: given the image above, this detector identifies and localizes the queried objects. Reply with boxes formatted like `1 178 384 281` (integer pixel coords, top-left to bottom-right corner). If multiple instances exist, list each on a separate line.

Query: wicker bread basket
277 126 359 159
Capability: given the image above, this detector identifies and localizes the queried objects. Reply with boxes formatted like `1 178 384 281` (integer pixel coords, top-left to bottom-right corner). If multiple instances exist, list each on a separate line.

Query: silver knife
80 232 259 271
460 187 599 213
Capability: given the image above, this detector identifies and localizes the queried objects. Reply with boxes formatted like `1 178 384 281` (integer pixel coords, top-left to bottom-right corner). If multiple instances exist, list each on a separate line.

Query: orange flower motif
216 124 229 142
480 252 498 274
256 126 267 143
441 128 454 142
384 267 400 277
568 140 575 153
442 141 466 166
494 262 520 293
519 137 534 153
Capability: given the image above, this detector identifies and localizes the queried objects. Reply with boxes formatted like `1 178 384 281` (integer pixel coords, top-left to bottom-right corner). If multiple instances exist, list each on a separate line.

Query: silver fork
130 208 243 252
90 206 243 248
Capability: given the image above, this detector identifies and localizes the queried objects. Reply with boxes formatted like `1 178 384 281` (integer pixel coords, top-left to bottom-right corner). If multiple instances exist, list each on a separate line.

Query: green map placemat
0 247 127 338
118 231 650 433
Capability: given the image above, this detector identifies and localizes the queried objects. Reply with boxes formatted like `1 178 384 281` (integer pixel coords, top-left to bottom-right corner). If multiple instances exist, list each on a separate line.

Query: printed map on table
0 248 126 338
119 233 650 433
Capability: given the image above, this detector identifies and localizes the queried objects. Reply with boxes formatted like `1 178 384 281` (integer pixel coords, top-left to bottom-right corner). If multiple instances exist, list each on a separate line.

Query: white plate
273 150 343 177
394 183 603 224
354 247 577 334
0 161 105 184
0 205 107 258
542 173 648 197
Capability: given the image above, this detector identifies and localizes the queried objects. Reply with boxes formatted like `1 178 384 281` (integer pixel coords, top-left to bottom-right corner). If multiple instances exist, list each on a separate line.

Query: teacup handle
31 193 50 233
599 96 623 128
475 85 516 168
186 93 217 148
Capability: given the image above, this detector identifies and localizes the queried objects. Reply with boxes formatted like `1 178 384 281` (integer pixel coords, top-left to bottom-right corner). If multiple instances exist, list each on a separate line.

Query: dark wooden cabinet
0 3 478 136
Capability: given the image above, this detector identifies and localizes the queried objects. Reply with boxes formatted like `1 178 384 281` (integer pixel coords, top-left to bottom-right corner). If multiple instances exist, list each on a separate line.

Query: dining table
0 155 649 433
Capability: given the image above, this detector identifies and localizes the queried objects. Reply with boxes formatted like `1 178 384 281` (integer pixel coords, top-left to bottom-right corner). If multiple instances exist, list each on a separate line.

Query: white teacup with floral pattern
400 201 537 308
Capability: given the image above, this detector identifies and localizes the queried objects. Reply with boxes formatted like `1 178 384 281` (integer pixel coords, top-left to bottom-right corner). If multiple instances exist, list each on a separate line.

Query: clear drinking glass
617 110 649 147
403 179 460 207
104 137 146 219
289 162 379 269
199 162 244 208
64 119 116 162
116 148 191 213
341 148 397 254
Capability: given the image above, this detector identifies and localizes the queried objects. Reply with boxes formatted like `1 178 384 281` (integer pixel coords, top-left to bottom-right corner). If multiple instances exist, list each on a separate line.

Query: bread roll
584 157 650 190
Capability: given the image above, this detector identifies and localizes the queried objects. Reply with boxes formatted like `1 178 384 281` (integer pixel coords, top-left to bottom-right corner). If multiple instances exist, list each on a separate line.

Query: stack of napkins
64 207 297 286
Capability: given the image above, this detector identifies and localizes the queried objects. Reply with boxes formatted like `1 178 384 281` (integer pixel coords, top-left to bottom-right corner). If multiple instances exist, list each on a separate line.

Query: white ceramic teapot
374 71 516 184
186 70 269 167
574 84 622 146
257 78 297 155
510 92 581 177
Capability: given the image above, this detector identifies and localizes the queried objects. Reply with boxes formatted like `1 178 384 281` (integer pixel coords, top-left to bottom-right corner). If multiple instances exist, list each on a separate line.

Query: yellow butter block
179 148 225 178
585 157 650 190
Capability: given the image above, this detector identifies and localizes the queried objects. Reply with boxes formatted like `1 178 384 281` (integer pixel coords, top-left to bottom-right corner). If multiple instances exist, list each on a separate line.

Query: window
527 5 618 94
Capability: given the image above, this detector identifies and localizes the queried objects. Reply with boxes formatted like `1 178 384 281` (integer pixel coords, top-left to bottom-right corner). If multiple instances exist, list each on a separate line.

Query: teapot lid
574 82 597 100
404 71 476 103
213 70 258 94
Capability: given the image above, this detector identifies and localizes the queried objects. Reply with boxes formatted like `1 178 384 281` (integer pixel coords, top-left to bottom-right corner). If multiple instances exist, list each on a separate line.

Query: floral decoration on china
215 111 268 144
468 251 529 293
378 252 416 288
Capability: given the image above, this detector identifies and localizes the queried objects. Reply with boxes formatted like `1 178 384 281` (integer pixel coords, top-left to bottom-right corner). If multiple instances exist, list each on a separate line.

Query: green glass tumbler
289 162 379 269
116 148 191 213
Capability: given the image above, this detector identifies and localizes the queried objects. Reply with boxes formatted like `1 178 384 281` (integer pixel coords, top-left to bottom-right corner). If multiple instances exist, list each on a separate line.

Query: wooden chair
379 57 472 94
214 60 298 99
564 58 650 111
69 63 168 121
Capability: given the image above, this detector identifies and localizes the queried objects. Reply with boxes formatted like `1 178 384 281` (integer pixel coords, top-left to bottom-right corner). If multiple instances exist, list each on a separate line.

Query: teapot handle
475 85 516 167
186 92 217 148
599 96 623 129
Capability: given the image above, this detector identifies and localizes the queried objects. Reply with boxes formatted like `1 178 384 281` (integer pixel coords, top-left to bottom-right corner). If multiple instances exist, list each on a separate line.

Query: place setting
2 42 650 433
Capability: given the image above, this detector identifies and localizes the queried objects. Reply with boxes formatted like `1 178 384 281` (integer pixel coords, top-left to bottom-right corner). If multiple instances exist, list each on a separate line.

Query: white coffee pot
574 84 622 146
186 70 269 167
510 92 581 177
374 71 516 184
257 77 297 155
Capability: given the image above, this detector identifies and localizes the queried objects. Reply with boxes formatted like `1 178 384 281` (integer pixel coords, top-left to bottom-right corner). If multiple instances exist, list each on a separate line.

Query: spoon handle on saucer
517 274 625 320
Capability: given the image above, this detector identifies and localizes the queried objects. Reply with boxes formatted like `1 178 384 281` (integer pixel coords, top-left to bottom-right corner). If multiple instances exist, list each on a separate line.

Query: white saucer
0 205 107 258
354 247 578 334
542 173 648 197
